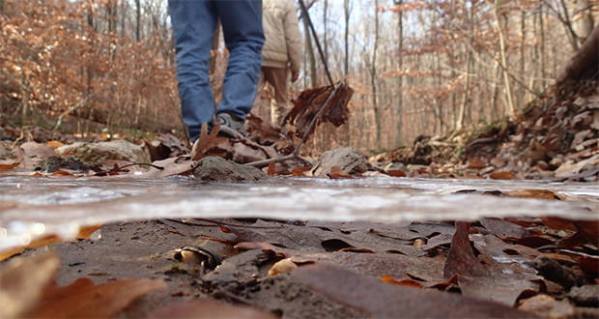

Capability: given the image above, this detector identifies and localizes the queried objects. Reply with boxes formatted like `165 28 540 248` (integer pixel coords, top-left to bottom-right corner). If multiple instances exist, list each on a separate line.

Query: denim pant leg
168 0 217 140
214 0 264 120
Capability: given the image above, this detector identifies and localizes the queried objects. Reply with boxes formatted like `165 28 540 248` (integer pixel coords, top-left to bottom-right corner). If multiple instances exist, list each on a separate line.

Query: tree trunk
395 1 404 146
323 0 328 61
135 0 141 41
494 0 516 118
302 16 318 87
371 0 381 146
573 0 594 46
343 0 350 77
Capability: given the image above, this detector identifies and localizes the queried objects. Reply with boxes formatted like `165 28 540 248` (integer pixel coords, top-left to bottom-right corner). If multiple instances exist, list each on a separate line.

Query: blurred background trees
0 0 596 153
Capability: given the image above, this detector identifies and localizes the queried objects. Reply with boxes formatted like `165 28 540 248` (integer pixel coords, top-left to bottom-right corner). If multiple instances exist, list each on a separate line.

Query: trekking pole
298 0 334 86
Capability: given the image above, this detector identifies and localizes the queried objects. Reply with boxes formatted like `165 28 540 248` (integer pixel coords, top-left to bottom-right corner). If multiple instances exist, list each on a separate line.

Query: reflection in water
0 175 597 251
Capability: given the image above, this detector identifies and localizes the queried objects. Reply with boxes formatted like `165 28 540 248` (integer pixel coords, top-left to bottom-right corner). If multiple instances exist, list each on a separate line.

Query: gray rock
0 141 17 161
19 142 56 169
56 140 150 166
193 156 265 182
312 147 370 177
569 285 599 307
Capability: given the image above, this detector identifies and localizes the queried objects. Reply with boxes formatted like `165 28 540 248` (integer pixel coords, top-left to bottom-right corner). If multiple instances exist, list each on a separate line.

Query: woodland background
0 0 597 154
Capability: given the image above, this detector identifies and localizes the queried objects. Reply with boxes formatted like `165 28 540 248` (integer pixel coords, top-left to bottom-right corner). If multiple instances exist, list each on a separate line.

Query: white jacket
262 0 302 73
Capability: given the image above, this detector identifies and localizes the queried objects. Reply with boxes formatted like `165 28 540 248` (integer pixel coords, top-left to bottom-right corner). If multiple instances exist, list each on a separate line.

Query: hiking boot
216 112 245 137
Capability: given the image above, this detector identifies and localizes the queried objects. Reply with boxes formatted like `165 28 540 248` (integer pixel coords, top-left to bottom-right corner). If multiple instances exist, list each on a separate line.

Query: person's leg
260 67 276 123
214 0 264 121
269 67 289 127
168 0 217 140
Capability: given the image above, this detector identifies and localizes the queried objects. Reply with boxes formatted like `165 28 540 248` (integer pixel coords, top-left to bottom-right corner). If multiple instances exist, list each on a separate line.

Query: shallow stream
0 175 597 250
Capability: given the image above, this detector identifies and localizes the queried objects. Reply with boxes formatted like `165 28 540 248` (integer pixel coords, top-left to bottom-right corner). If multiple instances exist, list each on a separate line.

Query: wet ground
0 175 598 251
2 175 598 318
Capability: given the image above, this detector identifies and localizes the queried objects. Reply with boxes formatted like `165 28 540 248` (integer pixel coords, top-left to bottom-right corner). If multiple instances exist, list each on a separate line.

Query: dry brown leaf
386 169 407 177
0 253 60 319
0 226 103 261
328 166 353 179
191 124 228 161
28 278 166 318
283 83 353 140
47 140 64 149
0 161 20 171
541 217 578 232
444 222 541 306
291 166 311 176
489 170 514 180
467 158 487 169
380 275 424 288
77 225 102 239
267 162 277 176
506 189 560 200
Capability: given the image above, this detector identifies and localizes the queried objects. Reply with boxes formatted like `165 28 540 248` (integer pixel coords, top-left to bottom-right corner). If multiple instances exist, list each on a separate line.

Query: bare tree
344 0 351 77
371 0 381 145
494 0 516 118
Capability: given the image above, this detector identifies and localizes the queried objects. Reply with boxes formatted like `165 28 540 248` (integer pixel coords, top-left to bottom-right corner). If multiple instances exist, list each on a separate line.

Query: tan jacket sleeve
284 0 302 74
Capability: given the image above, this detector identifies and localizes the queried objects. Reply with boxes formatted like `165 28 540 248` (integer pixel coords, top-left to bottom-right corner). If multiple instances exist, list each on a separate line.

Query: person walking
259 0 302 127
168 0 264 142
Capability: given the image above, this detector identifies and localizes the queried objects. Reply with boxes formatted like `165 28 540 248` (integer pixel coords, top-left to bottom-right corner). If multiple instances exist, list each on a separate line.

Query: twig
245 84 340 169
219 125 275 159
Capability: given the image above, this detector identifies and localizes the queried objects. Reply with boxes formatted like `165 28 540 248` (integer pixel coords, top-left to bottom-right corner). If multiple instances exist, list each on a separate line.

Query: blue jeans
168 0 264 140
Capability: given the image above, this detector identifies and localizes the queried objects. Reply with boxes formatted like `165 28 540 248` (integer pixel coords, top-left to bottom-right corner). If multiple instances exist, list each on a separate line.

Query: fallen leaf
267 162 277 176
292 264 535 318
0 254 60 319
380 275 424 288
283 83 353 140
489 170 514 180
506 189 560 200
77 225 102 239
191 124 228 161
0 161 20 171
444 222 541 306
0 226 102 261
29 278 166 318
291 165 311 176
541 217 578 232
467 158 487 169
480 218 531 240
386 169 407 177
47 140 64 149
328 166 353 179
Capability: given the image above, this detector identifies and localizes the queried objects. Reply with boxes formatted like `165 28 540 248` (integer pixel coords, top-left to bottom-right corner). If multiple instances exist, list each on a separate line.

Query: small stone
569 285 599 307
193 156 265 182
312 147 370 177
